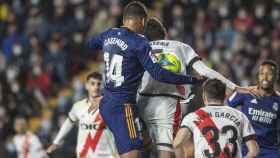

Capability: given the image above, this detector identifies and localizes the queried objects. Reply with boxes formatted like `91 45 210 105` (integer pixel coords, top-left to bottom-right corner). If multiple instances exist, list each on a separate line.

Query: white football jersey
13 132 46 158
138 40 200 99
68 98 118 158
181 106 255 158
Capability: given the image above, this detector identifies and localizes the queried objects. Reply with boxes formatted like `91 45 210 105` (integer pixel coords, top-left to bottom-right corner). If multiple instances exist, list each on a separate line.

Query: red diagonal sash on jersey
194 109 231 158
79 113 106 158
23 134 30 158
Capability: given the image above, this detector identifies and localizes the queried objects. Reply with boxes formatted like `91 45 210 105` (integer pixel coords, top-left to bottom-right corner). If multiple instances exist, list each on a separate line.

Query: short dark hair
260 60 279 77
203 79 226 101
86 72 102 81
144 17 167 41
123 1 148 20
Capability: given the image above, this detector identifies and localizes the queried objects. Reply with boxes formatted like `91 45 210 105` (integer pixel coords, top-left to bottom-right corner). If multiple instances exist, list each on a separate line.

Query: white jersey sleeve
240 112 256 142
179 43 200 66
53 101 80 145
180 43 237 90
180 112 196 131
53 118 75 145
68 102 79 122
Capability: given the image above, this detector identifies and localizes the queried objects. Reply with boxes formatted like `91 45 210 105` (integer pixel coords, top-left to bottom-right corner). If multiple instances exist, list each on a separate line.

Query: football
155 52 182 73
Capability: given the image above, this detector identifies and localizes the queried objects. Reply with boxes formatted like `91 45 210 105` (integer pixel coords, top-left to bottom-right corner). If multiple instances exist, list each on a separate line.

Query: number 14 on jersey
104 52 124 87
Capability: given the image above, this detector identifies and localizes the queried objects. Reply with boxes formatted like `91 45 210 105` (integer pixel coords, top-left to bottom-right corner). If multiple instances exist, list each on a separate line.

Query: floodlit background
0 0 279 157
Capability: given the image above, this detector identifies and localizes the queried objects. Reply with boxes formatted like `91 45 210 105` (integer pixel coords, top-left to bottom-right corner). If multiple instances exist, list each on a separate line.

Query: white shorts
136 95 182 152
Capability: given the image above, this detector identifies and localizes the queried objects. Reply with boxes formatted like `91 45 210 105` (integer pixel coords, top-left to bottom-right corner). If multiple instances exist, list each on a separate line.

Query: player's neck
206 101 224 106
88 95 101 103
122 20 142 34
87 95 101 113
122 25 139 33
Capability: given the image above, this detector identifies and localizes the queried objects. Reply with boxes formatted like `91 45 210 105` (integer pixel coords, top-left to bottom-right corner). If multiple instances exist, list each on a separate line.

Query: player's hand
46 144 58 154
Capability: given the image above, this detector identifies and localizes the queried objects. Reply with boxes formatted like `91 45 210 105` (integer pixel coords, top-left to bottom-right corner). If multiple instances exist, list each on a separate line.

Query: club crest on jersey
250 99 258 104
273 102 278 111
149 51 157 63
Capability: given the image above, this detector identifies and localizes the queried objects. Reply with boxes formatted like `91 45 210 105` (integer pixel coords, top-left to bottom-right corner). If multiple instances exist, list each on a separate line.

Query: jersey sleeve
53 118 75 145
192 60 237 90
68 104 79 122
180 43 201 67
87 31 107 50
227 92 245 108
180 112 196 132
241 113 256 142
136 42 197 84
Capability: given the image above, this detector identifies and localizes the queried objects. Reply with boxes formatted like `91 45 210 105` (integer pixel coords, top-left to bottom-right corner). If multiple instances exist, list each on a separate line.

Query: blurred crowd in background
0 0 280 157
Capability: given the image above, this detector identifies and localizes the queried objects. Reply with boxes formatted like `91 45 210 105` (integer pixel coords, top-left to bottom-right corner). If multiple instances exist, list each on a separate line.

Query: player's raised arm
137 43 197 84
178 43 236 90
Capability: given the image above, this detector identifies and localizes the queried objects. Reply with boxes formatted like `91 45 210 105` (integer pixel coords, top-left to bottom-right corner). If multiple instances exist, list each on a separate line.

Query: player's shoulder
273 91 280 103
165 40 192 49
275 90 280 97
223 105 243 113
26 131 39 139
153 40 186 46
224 105 247 119
73 98 88 108
184 110 200 120
136 33 150 45
182 112 197 123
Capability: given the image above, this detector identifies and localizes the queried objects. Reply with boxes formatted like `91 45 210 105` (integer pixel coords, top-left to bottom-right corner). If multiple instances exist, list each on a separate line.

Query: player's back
89 27 150 103
182 105 255 158
138 40 199 99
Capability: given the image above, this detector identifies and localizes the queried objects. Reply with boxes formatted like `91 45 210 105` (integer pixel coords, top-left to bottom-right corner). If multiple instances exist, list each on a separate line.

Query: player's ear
85 81 90 91
142 18 146 27
202 92 207 105
275 69 279 81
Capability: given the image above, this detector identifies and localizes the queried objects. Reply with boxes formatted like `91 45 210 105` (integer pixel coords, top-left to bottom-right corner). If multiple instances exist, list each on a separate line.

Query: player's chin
260 83 272 89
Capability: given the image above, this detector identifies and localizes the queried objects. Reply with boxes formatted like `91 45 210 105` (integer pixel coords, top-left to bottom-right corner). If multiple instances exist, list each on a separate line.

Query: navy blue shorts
99 97 143 154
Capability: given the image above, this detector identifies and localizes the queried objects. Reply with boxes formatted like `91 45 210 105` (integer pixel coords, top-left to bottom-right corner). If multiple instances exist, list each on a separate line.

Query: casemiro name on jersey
104 37 128 51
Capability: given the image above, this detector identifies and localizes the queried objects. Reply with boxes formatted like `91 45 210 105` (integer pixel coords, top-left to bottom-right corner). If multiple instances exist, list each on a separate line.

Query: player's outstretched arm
138 44 197 84
245 140 259 158
192 60 237 90
46 118 74 154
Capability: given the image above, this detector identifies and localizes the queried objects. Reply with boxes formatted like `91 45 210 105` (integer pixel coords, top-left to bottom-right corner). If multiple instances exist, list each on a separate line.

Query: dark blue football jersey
87 27 196 103
227 91 280 150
